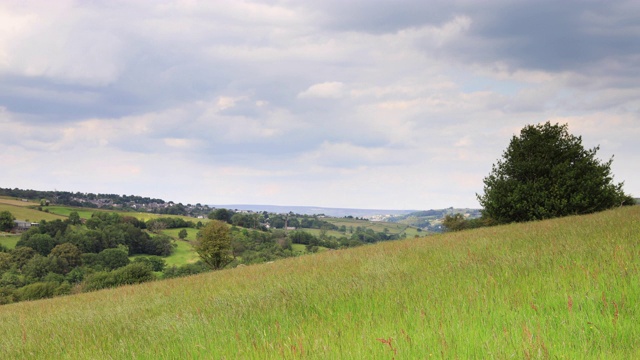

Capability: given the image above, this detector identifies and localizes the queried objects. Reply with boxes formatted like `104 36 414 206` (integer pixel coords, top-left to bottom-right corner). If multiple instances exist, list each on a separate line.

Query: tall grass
0 206 638 359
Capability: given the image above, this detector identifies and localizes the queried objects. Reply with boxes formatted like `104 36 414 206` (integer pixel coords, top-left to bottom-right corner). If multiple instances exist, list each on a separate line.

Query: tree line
0 211 182 304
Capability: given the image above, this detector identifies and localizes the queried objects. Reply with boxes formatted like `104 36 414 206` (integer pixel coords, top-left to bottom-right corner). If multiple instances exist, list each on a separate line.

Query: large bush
478 122 634 223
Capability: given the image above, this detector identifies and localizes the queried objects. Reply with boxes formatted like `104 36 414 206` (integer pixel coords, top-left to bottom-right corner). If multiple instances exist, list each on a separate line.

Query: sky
1 0 639 210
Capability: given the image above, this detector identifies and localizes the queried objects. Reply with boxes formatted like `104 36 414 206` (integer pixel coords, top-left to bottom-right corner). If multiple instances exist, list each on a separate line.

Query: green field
162 227 200 241
0 203 66 222
299 217 423 238
44 205 206 223
43 206 99 219
0 235 19 249
1 206 638 358
0 196 39 207
129 239 199 267
165 239 200 266
159 228 201 266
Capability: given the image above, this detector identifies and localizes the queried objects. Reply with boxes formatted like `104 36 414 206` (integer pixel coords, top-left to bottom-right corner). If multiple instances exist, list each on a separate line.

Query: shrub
15 281 58 301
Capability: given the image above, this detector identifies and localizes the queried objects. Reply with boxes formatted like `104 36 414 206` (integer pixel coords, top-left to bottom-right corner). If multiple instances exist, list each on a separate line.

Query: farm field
162 227 200 241
299 217 423 238
0 203 66 223
43 205 207 224
0 196 39 207
164 239 200 266
0 235 19 249
1 206 638 358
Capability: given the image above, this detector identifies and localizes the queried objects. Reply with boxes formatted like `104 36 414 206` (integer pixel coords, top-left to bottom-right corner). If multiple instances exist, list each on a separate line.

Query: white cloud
1 1 638 209
0 2 124 85
298 82 345 99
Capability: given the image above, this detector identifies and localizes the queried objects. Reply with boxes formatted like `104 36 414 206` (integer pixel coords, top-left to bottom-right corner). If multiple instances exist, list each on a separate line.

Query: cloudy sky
1 0 639 210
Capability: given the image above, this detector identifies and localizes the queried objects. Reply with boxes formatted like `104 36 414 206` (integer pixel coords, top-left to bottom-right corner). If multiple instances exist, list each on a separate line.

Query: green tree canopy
0 211 15 232
98 248 130 270
478 122 633 223
195 220 234 270
68 211 81 225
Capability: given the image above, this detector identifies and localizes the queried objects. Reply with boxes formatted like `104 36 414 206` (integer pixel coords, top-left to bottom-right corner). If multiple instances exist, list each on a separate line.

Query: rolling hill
0 206 638 358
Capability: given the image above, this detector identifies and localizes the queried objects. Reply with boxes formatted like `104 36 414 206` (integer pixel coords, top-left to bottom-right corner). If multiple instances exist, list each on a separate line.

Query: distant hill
386 207 482 232
211 204 417 218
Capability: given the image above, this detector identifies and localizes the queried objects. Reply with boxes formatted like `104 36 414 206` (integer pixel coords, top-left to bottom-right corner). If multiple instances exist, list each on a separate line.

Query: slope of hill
1 206 638 358
0 197 66 223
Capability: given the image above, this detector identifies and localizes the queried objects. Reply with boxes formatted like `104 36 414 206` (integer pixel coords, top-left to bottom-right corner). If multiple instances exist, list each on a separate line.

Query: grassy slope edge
0 206 638 359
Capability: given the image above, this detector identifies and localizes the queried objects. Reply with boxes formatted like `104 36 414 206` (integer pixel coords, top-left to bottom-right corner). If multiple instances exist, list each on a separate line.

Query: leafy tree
0 252 13 273
209 208 234 223
14 281 58 301
112 262 154 285
98 248 130 270
478 122 634 223
162 262 209 279
133 256 166 272
178 229 188 240
50 243 82 271
10 246 36 270
147 234 175 256
68 211 82 225
23 255 61 282
195 220 234 270
0 211 15 232
16 233 56 256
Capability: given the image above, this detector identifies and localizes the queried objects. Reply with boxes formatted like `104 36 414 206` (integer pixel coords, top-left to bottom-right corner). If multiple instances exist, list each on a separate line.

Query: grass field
0 235 19 249
301 217 423 238
162 227 200 241
1 206 638 359
291 243 329 255
43 206 99 219
0 197 39 207
43 205 208 224
164 239 200 266
0 203 66 222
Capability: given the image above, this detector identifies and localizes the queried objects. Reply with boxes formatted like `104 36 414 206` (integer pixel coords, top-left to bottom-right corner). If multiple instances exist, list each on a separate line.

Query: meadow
322 217 423 237
0 202 65 223
0 206 638 359
44 205 205 223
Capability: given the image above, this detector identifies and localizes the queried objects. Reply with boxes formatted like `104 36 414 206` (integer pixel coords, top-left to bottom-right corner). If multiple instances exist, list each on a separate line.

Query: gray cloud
0 0 638 208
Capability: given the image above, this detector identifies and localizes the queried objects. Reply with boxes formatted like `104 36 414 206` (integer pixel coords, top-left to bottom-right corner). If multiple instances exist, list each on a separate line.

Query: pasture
1 206 638 358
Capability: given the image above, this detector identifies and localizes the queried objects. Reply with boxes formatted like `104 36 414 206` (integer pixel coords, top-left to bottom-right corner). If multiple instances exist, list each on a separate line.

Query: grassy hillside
0 203 65 223
296 217 423 239
44 205 205 223
1 206 638 359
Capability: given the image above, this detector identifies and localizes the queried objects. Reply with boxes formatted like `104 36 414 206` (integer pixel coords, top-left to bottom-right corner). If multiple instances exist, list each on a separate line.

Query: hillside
1 206 638 358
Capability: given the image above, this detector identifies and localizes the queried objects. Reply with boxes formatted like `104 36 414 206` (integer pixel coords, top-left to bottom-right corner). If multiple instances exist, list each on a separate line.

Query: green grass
44 205 209 225
164 239 200 266
0 235 19 249
299 217 423 238
159 228 201 266
0 204 66 222
1 206 639 359
162 227 200 241
44 206 97 219
0 197 39 207
291 243 329 255
128 239 199 267
291 243 306 255
128 229 200 267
